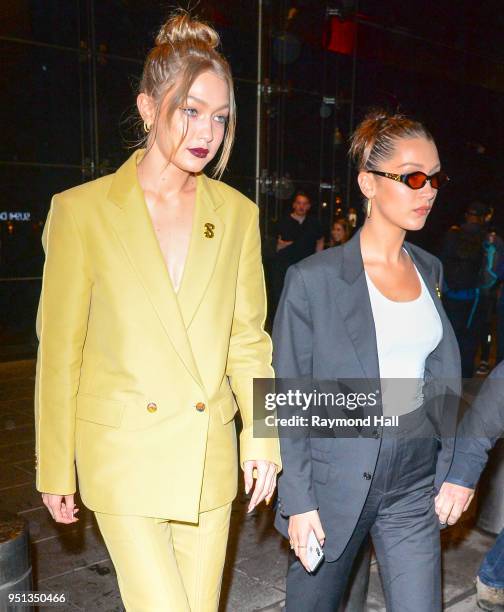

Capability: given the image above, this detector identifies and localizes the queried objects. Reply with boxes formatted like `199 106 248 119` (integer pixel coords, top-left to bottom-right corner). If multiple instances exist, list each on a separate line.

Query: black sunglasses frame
368 170 450 190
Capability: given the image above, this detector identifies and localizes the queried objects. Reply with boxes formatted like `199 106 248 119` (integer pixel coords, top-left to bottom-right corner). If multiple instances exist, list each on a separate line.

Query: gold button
147 402 157 413
195 402 206 412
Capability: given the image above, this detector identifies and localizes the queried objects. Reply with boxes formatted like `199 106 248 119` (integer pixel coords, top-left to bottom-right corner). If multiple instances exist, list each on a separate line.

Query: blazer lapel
176 174 224 328
333 230 381 383
107 150 203 389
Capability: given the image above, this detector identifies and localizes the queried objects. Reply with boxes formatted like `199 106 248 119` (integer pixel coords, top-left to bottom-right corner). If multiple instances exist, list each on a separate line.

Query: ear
137 93 156 128
357 171 376 200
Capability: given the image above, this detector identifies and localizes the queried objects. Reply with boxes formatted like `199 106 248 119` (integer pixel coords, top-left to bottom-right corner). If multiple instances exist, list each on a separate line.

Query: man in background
269 191 324 316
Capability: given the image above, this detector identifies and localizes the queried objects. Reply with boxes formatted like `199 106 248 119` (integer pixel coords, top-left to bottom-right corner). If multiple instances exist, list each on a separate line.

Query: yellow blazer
35 150 281 522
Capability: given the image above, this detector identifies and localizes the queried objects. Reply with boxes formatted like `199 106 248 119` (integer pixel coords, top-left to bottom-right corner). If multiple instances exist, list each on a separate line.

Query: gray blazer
273 229 461 561
447 361 504 489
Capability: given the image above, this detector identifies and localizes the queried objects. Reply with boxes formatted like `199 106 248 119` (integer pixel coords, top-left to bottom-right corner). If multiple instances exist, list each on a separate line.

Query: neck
137 143 194 197
360 218 407 265
291 213 306 222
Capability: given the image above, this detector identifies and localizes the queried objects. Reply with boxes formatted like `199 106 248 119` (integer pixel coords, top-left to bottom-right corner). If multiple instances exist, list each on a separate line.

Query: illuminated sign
0 212 31 221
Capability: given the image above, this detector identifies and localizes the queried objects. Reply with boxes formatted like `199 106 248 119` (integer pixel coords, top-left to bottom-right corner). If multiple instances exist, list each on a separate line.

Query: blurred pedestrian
269 190 324 314
441 201 488 377
329 217 351 247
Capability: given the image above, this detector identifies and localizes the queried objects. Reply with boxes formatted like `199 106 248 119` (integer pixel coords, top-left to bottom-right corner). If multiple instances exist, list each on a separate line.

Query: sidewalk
0 360 496 611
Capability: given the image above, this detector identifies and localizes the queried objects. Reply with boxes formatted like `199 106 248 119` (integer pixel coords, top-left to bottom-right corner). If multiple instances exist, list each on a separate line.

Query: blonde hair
139 11 236 179
349 108 433 172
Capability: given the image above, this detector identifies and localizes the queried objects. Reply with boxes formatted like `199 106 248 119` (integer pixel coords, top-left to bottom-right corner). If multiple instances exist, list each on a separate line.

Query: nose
423 179 437 199
198 116 214 144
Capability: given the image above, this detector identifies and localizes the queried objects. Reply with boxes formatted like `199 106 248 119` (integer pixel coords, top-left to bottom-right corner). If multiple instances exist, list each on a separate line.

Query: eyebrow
397 162 441 173
186 95 230 111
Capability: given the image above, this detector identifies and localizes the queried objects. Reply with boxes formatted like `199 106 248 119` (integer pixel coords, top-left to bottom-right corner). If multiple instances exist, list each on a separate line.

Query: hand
42 493 79 524
288 510 325 572
243 460 277 512
277 238 294 251
434 482 475 526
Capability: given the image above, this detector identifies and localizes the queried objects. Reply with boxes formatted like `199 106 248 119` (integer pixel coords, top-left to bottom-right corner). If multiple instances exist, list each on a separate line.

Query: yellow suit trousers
95 503 232 612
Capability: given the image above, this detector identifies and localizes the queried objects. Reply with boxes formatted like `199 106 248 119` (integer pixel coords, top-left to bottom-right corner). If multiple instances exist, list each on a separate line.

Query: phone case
307 530 324 572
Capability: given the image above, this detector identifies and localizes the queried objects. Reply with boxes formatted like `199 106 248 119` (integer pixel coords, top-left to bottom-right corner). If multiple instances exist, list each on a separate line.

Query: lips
413 207 431 215
188 148 209 158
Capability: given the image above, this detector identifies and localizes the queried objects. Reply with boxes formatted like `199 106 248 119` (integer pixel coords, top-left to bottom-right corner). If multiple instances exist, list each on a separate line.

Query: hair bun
155 12 220 49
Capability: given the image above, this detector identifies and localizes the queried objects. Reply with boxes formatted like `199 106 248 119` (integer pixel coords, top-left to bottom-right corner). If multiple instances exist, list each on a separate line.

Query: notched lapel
108 151 203 389
333 232 380 383
177 174 224 328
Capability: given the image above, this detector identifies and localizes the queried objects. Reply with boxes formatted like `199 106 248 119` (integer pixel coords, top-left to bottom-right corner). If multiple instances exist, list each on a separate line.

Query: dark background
1 0 504 357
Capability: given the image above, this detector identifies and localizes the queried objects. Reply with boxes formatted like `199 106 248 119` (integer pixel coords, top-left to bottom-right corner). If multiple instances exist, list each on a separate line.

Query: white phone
306 530 324 572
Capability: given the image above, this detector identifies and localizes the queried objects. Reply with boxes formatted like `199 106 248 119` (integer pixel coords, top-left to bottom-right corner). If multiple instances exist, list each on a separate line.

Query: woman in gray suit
273 109 461 611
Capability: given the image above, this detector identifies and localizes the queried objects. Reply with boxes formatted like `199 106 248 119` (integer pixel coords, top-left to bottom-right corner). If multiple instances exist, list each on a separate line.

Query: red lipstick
188 148 209 158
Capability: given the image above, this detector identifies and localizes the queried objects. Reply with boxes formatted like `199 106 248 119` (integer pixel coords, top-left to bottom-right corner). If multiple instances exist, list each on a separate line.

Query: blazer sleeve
273 265 318 517
35 195 92 494
446 364 504 488
226 206 281 470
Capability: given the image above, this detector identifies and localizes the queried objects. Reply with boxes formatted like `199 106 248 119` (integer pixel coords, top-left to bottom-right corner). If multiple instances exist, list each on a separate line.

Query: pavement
0 359 499 611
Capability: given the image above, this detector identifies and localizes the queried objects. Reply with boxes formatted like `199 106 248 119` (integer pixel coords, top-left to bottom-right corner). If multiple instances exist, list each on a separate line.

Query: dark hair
138 10 236 178
292 190 311 203
349 108 433 171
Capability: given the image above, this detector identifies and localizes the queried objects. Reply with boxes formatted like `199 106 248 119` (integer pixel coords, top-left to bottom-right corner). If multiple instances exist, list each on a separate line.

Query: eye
180 107 198 117
214 114 228 125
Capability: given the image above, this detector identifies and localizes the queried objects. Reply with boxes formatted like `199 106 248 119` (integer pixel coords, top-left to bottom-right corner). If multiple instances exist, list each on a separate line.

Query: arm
277 236 294 251
436 363 504 523
315 237 325 252
273 265 317 517
225 206 281 481
273 265 325 569
35 196 92 496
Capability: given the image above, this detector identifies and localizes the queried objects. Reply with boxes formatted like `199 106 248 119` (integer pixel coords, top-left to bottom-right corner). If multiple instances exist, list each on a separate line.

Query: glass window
0 42 84 165
0 0 81 48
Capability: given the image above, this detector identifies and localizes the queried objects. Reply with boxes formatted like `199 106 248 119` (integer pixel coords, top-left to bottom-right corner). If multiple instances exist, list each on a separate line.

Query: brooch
204 223 215 238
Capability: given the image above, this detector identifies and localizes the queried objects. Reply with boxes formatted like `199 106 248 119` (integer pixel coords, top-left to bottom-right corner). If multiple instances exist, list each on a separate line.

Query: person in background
436 362 504 611
441 201 488 377
476 221 504 375
269 190 324 314
329 217 351 247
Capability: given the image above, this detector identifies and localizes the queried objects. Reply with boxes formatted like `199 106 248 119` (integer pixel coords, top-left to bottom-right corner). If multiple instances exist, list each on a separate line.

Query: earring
143 121 151 133
366 198 372 219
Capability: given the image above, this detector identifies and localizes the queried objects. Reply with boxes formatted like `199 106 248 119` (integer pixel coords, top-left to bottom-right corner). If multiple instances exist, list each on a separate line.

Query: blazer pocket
76 394 125 428
312 459 330 484
217 399 238 424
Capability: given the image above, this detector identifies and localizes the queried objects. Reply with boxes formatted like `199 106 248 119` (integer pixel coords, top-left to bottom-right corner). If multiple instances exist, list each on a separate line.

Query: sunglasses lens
431 171 449 189
406 172 427 190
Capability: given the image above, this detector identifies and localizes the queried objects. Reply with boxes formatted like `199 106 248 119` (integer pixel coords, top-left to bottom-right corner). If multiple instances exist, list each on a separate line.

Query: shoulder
203 175 257 219
406 241 442 271
52 173 115 213
293 247 343 281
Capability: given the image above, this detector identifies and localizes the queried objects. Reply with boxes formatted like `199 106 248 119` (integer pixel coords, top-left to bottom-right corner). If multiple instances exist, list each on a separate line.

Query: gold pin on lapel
204 223 215 238
435 285 441 298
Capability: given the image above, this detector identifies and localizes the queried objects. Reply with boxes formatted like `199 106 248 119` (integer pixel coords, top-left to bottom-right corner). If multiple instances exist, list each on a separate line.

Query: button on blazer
35 150 281 522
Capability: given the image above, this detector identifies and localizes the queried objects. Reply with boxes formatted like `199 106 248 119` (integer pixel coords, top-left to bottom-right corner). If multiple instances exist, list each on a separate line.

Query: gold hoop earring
366 198 372 219
143 121 151 133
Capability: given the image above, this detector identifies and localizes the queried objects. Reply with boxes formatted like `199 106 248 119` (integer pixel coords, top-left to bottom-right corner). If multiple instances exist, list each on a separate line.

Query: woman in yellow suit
35 12 280 612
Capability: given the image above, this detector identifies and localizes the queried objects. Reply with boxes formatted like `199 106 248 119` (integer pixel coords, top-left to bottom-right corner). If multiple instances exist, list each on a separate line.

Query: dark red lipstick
188 148 209 158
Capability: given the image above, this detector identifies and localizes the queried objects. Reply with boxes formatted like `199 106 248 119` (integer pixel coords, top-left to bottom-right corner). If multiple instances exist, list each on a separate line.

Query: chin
404 218 428 232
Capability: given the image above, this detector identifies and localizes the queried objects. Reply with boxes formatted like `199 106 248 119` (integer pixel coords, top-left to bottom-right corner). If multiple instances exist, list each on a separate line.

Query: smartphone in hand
306 530 324 572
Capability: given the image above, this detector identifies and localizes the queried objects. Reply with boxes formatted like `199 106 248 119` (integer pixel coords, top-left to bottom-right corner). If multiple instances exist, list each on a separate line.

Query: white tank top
365 264 443 416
